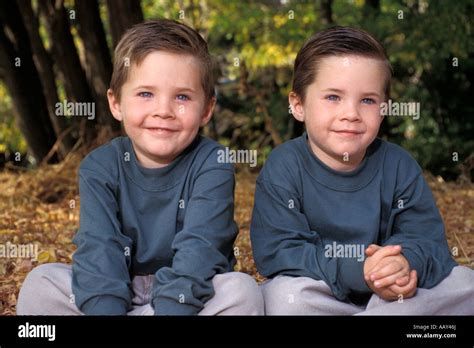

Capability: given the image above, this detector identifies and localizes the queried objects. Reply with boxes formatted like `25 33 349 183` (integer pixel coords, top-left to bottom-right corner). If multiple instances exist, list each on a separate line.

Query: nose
152 96 174 119
339 100 361 122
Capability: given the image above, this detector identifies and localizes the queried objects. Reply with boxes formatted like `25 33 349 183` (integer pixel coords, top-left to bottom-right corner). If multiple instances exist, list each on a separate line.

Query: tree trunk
38 0 97 145
255 91 282 146
0 1 57 163
75 0 120 133
320 0 334 25
363 0 380 19
17 0 75 158
106 0 143 49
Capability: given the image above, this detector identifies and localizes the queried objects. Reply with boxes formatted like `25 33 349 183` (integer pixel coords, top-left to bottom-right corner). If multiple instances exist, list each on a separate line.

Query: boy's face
108 51 214 168
290 55 386 171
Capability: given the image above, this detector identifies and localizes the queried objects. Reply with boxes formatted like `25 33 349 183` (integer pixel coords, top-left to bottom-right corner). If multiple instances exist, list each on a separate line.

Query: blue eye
362 98 376 104
326 95 340 101
176 94 190 101
138 91 153 98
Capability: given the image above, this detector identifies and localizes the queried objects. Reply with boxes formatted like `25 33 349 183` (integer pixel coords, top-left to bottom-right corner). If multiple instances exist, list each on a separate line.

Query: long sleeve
152 164 238 315
251 178 370 302
250 135 457 303
72 164 133 315
382 172 456 288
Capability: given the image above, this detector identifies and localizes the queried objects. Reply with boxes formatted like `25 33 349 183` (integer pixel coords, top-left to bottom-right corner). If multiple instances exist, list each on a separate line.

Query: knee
17 263 65 314
215 272 264 314
262 276 308 315
449 266 474 293
20 263 57 291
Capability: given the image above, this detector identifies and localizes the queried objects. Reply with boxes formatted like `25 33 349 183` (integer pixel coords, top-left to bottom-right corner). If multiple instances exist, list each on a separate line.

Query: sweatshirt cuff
81 295 128 315
400 247 424 283
338 257 371 295
152 297 200 316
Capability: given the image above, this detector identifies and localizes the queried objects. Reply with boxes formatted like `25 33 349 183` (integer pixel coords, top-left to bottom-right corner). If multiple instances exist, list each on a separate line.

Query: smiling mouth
146 127 177 133
333 130 363 136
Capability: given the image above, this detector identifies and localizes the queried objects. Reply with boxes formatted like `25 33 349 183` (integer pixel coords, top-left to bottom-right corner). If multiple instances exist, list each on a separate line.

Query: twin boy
18 20 474 316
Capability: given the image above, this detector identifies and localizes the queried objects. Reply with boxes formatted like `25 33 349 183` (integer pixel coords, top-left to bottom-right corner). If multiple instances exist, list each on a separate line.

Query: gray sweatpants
17 263 264 315
262 266 474 315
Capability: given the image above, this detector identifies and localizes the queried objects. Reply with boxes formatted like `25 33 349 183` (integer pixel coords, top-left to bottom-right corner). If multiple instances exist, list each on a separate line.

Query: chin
147 149 175 159
331 146 359 158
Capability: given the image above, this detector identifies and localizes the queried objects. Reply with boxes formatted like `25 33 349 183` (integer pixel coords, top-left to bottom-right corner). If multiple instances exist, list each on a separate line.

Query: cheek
367 112 383 130
180 104 205 125
125 101 149 118
305 106 332 132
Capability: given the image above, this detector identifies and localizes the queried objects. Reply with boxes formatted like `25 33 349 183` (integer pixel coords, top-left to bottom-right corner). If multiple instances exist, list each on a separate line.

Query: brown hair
292 26 392 101
110 19 215 102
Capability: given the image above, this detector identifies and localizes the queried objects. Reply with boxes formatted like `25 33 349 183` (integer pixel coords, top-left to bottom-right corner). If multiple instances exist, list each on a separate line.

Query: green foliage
1 0 472 179
0 83 27 155
369 0 474 179
198 0 474 180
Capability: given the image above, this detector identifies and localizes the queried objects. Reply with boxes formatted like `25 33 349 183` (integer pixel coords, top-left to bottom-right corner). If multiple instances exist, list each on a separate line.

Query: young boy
17 19 263 315
250 26 474 315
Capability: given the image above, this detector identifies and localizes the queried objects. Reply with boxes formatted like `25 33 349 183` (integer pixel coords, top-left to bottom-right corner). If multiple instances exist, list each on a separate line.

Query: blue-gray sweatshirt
72 136 238 315
250 133 456 303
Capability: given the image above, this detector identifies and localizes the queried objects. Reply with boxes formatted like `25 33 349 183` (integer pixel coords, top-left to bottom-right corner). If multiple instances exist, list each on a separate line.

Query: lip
333 130 363 136
145 127 178 134
145 126 177 131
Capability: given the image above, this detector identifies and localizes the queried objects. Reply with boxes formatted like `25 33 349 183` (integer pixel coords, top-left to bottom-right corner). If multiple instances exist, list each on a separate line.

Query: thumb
365 244 380 256
371 244 402 262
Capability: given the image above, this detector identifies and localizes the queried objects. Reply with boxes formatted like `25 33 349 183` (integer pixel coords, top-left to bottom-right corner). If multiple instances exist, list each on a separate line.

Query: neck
308 140 365 172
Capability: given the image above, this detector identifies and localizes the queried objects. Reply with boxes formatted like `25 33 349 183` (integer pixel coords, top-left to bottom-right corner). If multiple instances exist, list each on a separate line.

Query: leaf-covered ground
0 157 472 315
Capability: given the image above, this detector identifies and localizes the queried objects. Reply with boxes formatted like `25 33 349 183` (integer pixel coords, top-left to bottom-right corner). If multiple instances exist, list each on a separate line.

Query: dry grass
0 156 472 315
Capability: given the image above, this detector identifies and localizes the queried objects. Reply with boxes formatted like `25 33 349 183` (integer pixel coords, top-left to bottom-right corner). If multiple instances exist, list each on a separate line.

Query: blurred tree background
0 0 473 179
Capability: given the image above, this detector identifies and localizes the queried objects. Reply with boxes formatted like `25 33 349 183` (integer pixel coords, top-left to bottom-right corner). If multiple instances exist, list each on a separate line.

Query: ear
107 89 123 122
289 91 305 122
200 96 216 127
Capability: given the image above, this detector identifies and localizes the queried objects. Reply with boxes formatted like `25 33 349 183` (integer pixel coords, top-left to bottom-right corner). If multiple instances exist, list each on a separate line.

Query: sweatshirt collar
120 135 201 191
297 132 384 192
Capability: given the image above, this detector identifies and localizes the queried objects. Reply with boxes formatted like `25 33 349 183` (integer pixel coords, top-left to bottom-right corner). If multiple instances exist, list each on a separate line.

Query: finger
370 261 404 281
395 275 410 287
405 271 418 298
375 287 398 301
372 255 410 280
405 287 417 299
403 278 417 298
365 244 380 256
373 269 408 288
371 245 402 263
389 270 417 295
364 246 403 280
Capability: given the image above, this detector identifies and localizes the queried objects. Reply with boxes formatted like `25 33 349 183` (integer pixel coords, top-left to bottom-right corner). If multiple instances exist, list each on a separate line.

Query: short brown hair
292 26 392 101
110 19 215 102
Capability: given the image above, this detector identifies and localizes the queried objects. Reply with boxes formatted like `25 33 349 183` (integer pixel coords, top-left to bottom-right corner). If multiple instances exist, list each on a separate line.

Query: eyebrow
174 87 197 93
133 85 197 93
360 92 381 98
322 88 381 98
322 88 345 94
133 85 156 91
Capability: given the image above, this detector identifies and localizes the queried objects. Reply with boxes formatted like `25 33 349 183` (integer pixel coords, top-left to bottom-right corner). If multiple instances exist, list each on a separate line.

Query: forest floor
0 155 472 315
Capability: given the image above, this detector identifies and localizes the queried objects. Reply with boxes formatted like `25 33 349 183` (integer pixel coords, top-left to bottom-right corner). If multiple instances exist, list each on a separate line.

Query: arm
152 165 238 315
250 178 371 301
382 173 456 288
72 165 133 315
